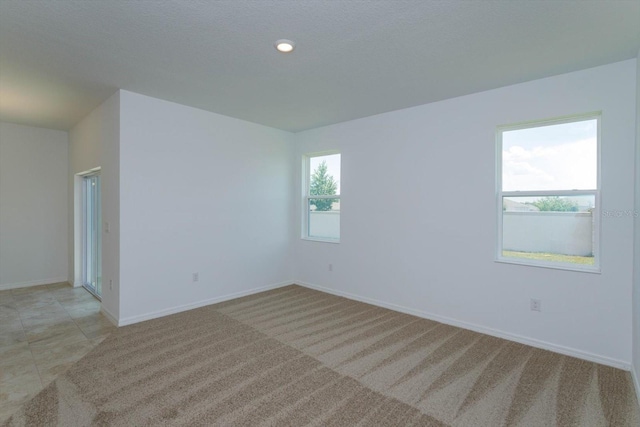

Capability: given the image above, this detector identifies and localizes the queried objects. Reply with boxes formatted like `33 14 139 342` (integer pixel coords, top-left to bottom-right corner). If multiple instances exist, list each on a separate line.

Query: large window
303 152 341 242
497 114 600 272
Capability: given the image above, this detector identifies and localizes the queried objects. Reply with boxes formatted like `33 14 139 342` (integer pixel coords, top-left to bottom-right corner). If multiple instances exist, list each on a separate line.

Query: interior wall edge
100 305 119 327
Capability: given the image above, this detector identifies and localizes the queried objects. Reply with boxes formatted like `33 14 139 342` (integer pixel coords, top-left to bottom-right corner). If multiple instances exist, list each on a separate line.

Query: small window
497 114 600 272
303 152 340 242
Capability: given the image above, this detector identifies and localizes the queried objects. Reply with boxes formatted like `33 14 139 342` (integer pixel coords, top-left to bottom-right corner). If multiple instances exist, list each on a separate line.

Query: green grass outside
503 250 595 265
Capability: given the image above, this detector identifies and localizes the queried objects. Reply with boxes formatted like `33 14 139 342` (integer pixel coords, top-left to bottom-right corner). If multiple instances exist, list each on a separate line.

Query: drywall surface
118 91 294 323
0 122 68 288
293 60 637 367
69 92 120 319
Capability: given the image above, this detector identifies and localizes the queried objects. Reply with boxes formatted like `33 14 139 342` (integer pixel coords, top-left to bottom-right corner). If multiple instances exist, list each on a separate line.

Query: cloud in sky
502 119 597 192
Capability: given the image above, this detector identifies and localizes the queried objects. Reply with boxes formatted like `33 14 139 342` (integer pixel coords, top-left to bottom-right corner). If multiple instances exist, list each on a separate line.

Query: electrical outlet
192 272 199 282
530 299 542 312
328 264 333 272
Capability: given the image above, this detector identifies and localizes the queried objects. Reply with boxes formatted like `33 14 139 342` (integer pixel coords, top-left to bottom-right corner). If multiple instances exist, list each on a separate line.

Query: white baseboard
100 305 119 327
296 281 631 371
633 365 640 408
0 277 69 291
116 280 295 327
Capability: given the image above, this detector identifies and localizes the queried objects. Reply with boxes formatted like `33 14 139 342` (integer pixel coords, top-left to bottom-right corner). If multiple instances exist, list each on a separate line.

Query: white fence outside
503 211 593 256
309 211 340 239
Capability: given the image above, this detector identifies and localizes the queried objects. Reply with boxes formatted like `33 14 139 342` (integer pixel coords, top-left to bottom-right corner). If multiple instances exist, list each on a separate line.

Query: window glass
305 153 340 241
498 115 599 271
502 119 597 191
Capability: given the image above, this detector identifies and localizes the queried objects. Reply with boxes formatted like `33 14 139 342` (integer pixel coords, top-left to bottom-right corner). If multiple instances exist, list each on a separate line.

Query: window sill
301 237 340 244
495 257 601 274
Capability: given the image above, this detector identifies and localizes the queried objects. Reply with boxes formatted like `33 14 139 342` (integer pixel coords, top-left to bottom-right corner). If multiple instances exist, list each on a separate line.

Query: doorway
82 173 101 298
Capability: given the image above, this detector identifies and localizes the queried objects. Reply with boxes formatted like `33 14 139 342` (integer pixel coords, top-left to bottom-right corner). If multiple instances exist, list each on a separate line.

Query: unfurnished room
1 1 640 426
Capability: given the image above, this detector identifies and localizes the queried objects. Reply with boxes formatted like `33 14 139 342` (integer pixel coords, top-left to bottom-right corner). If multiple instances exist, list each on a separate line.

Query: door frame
73 167 102 300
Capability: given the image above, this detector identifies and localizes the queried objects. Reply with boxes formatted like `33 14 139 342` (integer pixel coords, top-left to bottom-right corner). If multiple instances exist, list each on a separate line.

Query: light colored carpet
4 285 639 426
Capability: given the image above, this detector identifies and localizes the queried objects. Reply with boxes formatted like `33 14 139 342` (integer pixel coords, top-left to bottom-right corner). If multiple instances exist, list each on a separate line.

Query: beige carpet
4 285 639 426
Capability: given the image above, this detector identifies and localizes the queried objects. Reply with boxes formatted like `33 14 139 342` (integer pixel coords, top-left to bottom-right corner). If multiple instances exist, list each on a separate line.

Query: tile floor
0 282 115 422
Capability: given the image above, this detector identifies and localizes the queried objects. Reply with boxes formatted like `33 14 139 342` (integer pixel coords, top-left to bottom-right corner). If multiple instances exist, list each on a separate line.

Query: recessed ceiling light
274 39 295 53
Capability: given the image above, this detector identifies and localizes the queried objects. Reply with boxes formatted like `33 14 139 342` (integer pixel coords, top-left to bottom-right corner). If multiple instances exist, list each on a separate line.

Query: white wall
293 60 637 368
118 91 294 324
69 92 120 320
0 122 68 289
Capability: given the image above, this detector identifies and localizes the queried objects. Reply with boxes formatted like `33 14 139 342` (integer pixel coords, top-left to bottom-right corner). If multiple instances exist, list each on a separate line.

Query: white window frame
496 112 601 273
302 151 341 243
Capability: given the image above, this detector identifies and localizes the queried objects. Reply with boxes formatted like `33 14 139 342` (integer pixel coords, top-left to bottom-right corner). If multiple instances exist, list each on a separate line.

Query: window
303 152 341 242
496 113 600 272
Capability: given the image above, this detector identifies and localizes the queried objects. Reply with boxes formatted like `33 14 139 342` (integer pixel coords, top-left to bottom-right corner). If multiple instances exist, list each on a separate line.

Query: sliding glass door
82 173 101 298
